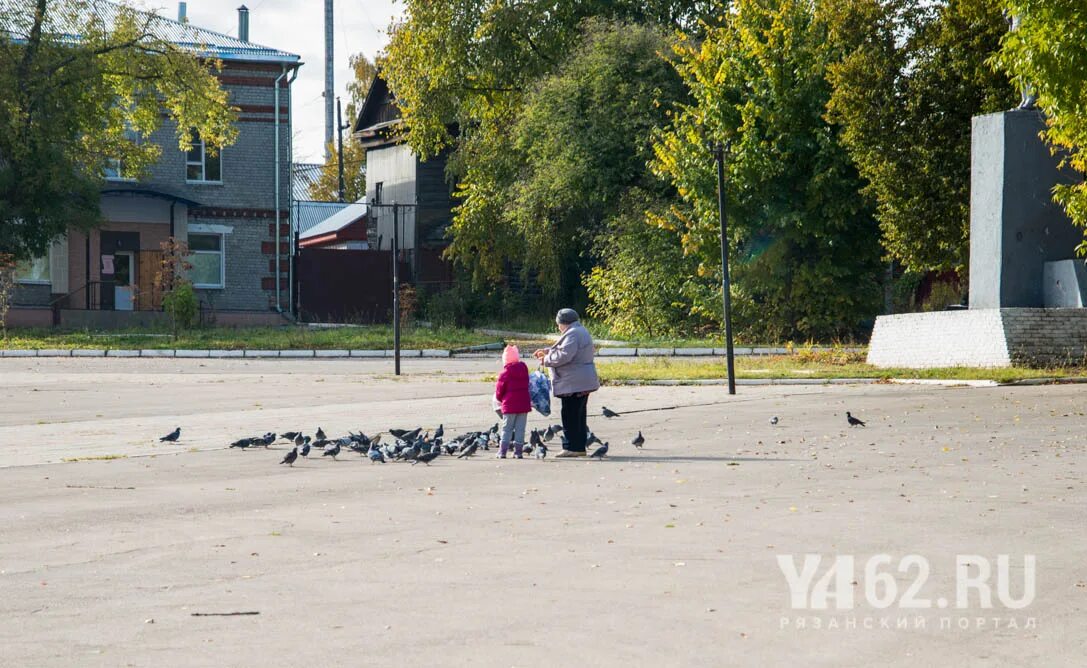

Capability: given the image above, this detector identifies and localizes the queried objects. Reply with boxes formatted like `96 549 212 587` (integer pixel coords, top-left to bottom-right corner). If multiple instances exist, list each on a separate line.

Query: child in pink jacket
494 345 532 458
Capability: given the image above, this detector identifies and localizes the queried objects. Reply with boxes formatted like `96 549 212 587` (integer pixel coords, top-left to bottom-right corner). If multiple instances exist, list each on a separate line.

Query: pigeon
535 443 548 459
433 424 444 440
413 451 440 466
368 447 386 464
316 427 327 440
159 427 181 443
589 442 609 459
543 425 555 442
322 442 341 459
457 442 479 459
769 416 779 426
530 429 543 448
300 437 312 457
259 433 276 447
846 412 866 427
282 431 300 442
602 407 620 418
631 431 644 448
550 424 564 434
294 433 305 447
586 431 602 447
230 438 253 449
280 447 298 466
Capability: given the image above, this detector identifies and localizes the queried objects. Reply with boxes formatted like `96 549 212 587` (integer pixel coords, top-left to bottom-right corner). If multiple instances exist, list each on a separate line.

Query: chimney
177 2 187 23
237 5 250 42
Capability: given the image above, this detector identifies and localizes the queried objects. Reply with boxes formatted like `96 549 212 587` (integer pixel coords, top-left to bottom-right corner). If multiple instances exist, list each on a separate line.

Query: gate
295 249 409 323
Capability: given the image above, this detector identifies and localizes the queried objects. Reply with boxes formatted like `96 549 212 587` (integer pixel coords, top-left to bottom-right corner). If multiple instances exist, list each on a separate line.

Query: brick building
11 3 300 327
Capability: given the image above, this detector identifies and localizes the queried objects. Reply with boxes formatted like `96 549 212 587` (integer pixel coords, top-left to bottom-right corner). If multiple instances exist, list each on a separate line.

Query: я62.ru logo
777 554 1036 610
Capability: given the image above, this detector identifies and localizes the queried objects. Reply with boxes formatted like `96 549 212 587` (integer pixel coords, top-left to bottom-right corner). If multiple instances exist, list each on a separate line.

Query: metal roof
101 187 201 207
0 0 300 64
298 200 368 240
292 163 324 201
293 200 351 236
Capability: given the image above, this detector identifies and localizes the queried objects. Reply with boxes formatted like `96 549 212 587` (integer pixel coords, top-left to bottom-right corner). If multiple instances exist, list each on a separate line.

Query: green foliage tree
162 281 198 337
995 0 1087 254
442 20 688 299
382 1 712 299
0 0 237 262
653 0 883 341
824 0 1016 273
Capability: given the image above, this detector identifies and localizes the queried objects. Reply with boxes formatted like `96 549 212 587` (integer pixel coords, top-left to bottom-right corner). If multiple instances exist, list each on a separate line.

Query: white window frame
15 250 52 285
188 232 225 289
185 133 223 184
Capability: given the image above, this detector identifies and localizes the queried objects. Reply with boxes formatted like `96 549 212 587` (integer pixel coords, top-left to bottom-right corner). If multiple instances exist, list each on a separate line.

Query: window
186 131 222 183
16 255 51 284
188 233 224 288
105 126 140 181
373 182 383 205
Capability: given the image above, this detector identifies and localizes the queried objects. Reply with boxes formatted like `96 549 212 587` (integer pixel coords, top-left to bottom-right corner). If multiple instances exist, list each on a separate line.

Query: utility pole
712 142 737 395
336 97 346 203
323 0 334 161
392 202 401 376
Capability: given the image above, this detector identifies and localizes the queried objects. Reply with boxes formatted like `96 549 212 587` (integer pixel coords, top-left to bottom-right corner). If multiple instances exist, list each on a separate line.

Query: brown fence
296 249 409 323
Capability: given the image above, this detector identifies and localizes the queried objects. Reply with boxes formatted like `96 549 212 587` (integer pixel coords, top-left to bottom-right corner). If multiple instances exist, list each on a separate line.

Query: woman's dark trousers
560 394 589 452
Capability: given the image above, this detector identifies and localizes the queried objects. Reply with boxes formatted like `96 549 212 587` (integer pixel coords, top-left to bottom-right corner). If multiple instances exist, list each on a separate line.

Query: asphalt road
0 358 1084 666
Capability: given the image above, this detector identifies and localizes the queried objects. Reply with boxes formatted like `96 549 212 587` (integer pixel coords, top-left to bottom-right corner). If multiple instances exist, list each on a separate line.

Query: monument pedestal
868 111 1086 369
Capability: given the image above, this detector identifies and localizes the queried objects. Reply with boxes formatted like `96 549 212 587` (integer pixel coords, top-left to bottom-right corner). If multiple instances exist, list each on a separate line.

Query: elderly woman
534 308 599 458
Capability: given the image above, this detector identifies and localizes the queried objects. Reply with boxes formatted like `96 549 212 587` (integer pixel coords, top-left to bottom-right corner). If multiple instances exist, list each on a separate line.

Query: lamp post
711 142 737 395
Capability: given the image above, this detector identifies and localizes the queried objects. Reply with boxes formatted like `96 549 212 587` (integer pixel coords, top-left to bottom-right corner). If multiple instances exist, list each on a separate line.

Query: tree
0 0 237 262
652 0 884 341
995 0 1087 254
381 1 713 299
308 54 376 202
444 20 688 299
824 0 1016 274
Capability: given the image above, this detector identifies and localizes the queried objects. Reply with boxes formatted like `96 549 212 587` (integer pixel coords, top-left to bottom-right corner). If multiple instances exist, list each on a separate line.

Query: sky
139 0 404 165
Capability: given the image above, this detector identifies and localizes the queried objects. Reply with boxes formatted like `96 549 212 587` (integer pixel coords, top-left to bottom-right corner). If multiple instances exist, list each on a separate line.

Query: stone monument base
867 308 1087 368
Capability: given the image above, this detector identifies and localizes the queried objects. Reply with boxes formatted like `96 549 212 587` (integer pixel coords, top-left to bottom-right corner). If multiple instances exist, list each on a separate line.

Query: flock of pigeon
157 404 865 467
156 405 649 467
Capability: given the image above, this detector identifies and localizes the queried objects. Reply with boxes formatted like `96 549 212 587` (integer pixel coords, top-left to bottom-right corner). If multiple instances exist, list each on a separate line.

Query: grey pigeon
282 431 300 442
294 433 305 447
300 437 311 457
316 427 327 440
280 447 298 466
586 431 602 447
769 416 779 426
589 442 609 459
457 442 479 459
230 438 253 449
543 426 555 442
535 443 548 459
602 407 620 418
368 447 386 464
846 412 866 427
434 424 444 440
159 427 181 443
631 431 644 448
551 424 564 433
322 442 341 459
413 451 440 466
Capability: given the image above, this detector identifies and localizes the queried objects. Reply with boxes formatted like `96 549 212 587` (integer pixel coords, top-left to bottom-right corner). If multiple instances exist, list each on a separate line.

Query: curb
607 378 880 387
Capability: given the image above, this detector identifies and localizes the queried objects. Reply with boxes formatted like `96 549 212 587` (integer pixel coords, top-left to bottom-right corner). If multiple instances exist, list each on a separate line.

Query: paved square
0 358 1084 666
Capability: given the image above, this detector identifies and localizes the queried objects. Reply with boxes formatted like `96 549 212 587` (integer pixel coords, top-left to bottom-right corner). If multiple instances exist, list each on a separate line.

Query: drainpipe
286 64 298 318
272 64 301 315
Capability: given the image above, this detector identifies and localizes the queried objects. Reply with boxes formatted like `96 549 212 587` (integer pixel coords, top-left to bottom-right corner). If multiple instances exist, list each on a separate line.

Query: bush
163 282 198 335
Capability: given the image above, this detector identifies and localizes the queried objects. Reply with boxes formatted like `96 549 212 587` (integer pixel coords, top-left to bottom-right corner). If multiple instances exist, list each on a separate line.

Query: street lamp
710 142 737 395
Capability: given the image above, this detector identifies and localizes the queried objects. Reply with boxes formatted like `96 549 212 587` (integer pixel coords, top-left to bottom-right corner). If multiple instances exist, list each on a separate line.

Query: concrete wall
867 308 1087 368
969 111 1084 308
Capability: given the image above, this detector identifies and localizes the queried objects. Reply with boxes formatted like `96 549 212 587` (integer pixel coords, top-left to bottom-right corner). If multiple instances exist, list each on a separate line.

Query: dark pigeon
457 442 479 459
230 438 253 449
632 431 644 448
159 428 181 443
322 442 341 459
846 412 866 427
316 427 327 440
413 451 440 466
300 437 312 457
602 407 620 418
280 447 298 466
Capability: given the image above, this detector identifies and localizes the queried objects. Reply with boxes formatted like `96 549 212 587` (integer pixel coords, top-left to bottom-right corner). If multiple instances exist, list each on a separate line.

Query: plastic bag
492 394 503 418
528 367 552 417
